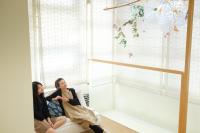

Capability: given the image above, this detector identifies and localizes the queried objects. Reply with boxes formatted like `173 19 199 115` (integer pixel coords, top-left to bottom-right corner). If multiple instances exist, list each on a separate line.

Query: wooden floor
82 115 138 133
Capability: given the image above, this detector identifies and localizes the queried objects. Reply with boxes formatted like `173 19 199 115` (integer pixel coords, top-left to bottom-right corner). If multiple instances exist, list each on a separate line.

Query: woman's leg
52 116 67 129
45 128 56 133
34 119 54 133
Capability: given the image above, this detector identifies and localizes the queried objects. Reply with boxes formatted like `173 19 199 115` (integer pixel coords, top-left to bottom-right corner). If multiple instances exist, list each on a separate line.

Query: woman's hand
47 118 54 128
61 97 69 102
42 119 52 127
53 96 69 102
53 96 62 101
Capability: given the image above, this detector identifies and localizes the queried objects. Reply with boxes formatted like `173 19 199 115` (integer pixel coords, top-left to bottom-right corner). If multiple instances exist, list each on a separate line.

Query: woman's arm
68 88 81 105
42 97 51 119
46 90 60 101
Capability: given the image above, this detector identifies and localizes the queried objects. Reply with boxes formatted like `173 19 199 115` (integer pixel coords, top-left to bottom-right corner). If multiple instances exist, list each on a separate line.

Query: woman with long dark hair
46 78 105 133
33 81 66 133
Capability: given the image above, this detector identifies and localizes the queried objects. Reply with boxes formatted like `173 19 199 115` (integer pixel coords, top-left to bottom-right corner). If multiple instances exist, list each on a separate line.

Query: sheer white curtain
113 0 200 102
29 0 87 88
113 0 164 92
90 0 113 84
189 0 200 99
166 0 200 101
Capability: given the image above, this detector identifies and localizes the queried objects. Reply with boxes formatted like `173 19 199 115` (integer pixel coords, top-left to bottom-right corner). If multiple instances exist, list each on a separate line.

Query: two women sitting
33 78 104 133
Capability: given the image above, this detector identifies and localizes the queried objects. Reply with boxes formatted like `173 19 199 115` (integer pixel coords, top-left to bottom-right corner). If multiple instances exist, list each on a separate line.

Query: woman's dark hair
32 81 43 105
55 78 64 89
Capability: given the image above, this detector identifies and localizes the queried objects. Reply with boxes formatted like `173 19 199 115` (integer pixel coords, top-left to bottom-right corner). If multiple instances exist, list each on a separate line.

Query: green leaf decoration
114 4 144 48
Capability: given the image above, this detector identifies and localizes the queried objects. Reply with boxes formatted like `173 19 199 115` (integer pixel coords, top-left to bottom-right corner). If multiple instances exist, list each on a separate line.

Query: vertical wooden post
178 0 195 133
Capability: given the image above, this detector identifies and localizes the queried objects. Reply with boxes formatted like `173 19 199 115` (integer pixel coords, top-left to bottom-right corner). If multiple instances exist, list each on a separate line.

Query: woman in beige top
46 78 104 133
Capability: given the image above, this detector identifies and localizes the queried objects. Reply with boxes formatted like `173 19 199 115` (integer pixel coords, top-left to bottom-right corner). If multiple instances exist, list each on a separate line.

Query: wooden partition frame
178 0 195 132
90 0 194 132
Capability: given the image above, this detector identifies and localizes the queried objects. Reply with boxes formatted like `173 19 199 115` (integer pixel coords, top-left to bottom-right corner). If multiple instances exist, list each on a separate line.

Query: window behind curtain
29 0 87 88
166 0 200 101
113 0 163 92
113 0 200 102
90 0 113 84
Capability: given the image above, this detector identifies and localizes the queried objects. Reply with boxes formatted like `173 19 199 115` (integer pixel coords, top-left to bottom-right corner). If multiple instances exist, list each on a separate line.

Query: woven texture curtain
29 0 87 88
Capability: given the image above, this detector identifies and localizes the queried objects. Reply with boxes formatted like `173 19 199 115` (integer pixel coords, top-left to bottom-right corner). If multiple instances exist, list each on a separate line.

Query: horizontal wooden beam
90 59 184 75
103 0 141 11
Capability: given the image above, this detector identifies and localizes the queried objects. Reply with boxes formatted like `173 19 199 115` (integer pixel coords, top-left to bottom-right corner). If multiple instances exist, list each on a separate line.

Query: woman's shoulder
40 95 47 103
68 88 75 92
69 88 75 90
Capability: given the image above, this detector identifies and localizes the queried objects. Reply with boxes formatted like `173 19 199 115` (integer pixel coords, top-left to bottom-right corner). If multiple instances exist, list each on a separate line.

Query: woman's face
37 84 44 95
59 80 67 89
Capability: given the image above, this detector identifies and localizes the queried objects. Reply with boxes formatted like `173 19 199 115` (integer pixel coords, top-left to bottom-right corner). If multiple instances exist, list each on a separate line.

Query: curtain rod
104 0 141 11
